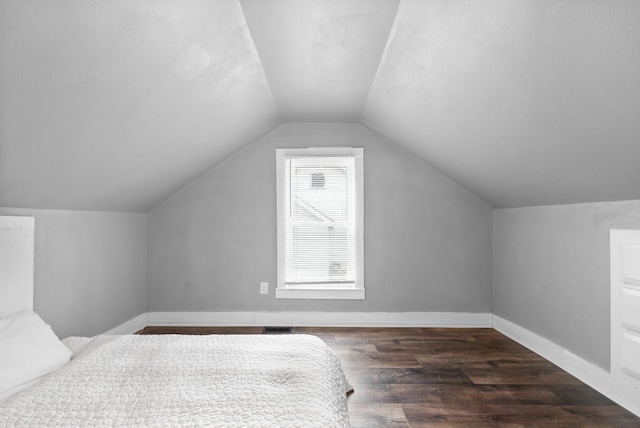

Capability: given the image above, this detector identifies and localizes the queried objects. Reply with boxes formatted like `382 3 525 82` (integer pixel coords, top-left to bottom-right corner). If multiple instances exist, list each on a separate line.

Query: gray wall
0 208 147 338
148 123 493 313
493 199 640 370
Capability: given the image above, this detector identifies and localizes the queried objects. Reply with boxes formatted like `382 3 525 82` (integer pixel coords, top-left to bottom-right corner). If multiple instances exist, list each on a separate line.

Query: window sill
275 288 365 300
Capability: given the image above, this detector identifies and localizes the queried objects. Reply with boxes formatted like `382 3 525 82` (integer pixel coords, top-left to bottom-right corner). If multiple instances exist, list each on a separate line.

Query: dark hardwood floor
137 326 639 427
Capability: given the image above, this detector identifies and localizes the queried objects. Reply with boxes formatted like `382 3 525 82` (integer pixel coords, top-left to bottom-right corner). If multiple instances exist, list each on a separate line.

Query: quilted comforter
0 334 351 427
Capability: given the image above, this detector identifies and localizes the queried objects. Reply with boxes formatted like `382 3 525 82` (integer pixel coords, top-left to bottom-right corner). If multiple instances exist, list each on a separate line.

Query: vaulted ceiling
1 0 638 212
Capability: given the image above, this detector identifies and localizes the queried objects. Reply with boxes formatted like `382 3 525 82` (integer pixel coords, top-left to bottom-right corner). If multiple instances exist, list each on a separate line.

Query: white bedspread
0 334 351 427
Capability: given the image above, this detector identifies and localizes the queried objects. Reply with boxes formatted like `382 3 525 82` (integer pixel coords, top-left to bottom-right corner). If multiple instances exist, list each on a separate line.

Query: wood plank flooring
137 326 639 427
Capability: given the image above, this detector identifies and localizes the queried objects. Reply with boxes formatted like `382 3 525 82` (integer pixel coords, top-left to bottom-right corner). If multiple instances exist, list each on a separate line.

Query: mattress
0 334 351 427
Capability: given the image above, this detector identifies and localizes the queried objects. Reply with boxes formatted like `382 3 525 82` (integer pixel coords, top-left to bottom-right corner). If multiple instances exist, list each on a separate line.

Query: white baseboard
145 311 493 328
493 315 640 417
103 313 148 335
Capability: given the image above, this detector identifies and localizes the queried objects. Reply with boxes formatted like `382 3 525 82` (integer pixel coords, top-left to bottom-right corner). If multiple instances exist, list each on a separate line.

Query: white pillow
0 309 72 401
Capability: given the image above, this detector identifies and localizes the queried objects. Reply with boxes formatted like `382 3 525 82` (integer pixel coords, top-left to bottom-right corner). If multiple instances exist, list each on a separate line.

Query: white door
611 229 640 387
0 216 35 317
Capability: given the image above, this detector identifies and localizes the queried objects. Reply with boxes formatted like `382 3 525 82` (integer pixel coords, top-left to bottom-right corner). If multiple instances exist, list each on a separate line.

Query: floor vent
262 326 293 334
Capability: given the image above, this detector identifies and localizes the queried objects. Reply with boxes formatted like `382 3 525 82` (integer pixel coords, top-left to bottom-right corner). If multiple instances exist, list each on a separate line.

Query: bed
0 310 352 427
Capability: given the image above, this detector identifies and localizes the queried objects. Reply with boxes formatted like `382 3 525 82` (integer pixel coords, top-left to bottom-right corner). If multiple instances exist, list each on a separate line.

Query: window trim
275 147 364 300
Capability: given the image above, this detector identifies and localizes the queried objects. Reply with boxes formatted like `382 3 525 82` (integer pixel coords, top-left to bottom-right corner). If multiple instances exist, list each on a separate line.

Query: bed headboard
0 216 35 318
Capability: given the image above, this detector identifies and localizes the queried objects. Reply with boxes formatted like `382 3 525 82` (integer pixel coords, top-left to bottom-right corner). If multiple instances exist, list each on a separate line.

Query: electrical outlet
260 282 268 294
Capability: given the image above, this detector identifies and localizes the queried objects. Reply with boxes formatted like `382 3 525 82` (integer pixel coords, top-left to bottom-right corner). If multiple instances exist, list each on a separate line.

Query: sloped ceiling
361 0 640 208
0 0 279 212
1 0 638 212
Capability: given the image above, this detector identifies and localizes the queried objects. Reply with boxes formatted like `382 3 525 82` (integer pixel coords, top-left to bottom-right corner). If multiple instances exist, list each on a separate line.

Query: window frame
275 147 364 300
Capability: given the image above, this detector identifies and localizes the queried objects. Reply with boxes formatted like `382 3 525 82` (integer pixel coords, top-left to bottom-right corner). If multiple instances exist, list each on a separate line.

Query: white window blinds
285 155 356 286
276 147 364 299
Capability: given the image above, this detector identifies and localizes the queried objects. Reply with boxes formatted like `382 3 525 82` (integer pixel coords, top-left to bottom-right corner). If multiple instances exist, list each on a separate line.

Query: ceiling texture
1 0 639 212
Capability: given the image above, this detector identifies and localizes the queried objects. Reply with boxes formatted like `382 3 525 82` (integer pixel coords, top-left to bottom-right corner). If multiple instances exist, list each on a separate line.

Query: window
276 147 364 299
